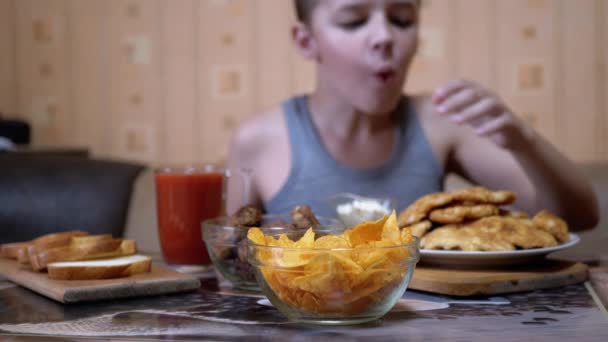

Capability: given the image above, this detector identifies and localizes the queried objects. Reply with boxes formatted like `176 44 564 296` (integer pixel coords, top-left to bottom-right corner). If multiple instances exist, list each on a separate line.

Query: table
1 231 607 342
0 269 606 341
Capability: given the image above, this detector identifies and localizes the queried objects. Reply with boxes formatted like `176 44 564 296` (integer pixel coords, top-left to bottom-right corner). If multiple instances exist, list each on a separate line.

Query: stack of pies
397 187 570 251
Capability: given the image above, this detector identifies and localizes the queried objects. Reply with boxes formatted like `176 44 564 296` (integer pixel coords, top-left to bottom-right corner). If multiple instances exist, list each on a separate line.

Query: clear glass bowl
202 215 344 291
328 193 398 228
247 227 420 325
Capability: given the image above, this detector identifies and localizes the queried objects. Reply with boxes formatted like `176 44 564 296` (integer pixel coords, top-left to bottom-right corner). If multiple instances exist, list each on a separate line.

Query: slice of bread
30 239 137 272
70 234 113 246
0 242 29 259
4 231 90 264
47 255 152 280
17 247 31 265
27 234 114 268
32 231 89 249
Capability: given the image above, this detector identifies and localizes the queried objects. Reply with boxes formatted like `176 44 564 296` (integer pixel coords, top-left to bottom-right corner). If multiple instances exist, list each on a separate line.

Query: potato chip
297 291 322 313
277 234 295 247
294 228 315 248
279 249 312 268
265 235 281 247
351 245 392 269
292 264 348 296
346 269 403 304
346 215 388 246
247 228 266 245
313 235 350 249
400 226 414 244
328 252 363 273
381 210 401 244
247 228 274 263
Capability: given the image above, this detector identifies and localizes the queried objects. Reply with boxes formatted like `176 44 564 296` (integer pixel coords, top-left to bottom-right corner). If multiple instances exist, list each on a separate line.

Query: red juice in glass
155 166 225 266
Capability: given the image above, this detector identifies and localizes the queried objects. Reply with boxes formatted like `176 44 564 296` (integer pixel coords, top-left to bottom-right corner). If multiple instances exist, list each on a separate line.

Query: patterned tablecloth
0 272 606 341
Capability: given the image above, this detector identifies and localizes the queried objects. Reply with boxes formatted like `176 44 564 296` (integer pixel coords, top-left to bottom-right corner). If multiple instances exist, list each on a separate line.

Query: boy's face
308 0 418 114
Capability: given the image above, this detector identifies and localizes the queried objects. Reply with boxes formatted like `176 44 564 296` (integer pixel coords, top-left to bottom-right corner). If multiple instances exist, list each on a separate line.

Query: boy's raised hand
431 79 530 150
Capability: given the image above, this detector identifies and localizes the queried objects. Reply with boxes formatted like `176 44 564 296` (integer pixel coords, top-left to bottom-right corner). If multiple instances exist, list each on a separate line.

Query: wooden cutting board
589 267 608 308
0 257 200 303
410 261 588 296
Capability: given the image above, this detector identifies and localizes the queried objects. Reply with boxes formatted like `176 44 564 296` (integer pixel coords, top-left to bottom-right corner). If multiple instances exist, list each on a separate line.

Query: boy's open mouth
375 70 396 83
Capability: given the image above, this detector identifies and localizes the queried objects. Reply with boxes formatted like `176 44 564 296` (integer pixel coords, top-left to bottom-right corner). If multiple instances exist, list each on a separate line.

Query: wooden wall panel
67 0 109 156
198 0 256 164
15 0 72 147
1 0 605 163
287 0 315 96
406 0 458 93
107 0 162 163
602 0 608 159
495 0 559 146
558 0 600 162
254 0 293 111
454 0 496 89
290 43 316 96
159 0 197 164
0 0 16 116
103 1 123 158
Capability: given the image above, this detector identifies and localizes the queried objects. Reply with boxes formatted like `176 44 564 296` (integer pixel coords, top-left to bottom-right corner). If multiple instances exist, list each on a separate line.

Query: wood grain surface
0 257 200 303
410 261 589 296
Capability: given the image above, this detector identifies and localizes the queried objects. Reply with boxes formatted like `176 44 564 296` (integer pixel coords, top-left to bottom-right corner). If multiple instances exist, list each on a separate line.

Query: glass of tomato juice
154 165 249 270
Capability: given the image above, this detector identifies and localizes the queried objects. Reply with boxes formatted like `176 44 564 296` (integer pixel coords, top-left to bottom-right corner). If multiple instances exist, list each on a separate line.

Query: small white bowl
328 193 397 228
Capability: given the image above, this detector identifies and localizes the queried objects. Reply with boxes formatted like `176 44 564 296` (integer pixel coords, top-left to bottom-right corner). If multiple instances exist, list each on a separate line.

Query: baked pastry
398 187 516 227
429 204 499 224
421 216 558 251
398 187 569 251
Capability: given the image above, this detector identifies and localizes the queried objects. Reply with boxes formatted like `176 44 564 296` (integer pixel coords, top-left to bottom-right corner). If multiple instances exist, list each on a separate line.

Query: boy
227 0 598 230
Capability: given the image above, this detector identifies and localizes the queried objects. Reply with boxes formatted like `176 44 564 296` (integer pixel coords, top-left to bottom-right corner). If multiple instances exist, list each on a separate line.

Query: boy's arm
452 124 598 230
435 79 599 230
226 122 264 215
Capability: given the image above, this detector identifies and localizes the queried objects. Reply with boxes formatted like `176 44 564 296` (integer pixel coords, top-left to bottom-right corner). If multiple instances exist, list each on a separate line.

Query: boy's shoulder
233 105 284 141
229 105 287 159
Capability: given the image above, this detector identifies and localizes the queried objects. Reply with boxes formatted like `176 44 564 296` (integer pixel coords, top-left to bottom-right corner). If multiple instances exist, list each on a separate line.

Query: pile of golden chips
397 187 570 251
247 211 417 315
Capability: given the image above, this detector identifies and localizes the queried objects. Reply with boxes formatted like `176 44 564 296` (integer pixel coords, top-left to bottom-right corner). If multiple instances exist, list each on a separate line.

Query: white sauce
336 199 391 227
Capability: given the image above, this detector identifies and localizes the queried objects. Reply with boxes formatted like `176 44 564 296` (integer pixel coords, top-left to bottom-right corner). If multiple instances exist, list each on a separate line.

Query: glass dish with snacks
247 211 420 325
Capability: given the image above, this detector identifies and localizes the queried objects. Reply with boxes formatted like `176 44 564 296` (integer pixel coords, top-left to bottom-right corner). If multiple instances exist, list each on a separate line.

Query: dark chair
0 154 145 243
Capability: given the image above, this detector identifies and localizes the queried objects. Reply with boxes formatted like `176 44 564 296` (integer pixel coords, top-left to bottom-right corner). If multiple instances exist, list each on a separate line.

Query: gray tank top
264 95 444 217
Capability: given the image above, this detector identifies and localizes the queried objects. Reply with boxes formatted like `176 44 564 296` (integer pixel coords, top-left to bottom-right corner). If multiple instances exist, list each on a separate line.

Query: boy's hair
294 0 319 24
